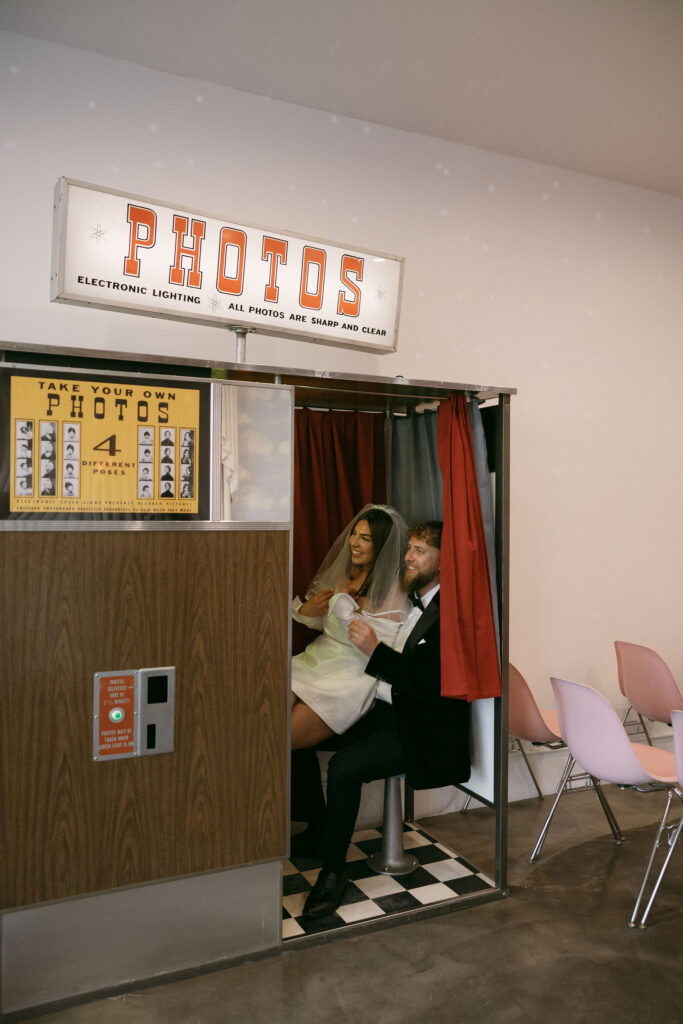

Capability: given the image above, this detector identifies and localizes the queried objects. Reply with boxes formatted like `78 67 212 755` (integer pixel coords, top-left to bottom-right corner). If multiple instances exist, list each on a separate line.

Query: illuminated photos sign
51 179 404 352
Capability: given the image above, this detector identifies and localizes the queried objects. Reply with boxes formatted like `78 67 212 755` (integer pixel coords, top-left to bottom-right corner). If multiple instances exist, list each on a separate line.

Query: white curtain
221 386 239 520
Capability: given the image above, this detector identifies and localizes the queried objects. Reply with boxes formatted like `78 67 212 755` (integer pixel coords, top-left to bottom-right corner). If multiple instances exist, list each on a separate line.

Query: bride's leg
291 701 335 749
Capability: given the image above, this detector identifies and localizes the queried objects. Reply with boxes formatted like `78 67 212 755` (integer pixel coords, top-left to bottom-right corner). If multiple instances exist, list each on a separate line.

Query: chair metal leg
590 777 625 844
637 712 653 746
630 787 683 929
621 704 653 745
512 738 544 799
529 755 575 863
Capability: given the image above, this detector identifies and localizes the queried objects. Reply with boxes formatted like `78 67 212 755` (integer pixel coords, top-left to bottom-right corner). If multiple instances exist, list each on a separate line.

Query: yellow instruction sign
10 375 199 514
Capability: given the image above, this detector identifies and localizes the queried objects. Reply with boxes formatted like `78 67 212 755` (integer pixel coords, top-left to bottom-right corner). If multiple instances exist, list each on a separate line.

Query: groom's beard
400 566 436 594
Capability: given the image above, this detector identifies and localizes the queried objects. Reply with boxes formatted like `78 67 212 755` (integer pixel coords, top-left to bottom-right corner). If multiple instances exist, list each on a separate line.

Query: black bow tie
409 594 424 610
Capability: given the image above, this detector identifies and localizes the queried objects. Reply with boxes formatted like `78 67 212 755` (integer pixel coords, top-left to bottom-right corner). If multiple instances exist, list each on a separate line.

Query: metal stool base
367 776 419 877
368 850 419 876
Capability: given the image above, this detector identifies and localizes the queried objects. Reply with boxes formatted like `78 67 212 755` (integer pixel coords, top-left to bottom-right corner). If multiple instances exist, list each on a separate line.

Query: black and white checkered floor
283 823 496 938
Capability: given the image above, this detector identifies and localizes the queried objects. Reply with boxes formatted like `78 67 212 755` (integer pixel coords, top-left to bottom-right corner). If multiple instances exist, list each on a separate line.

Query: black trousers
291 701 405 869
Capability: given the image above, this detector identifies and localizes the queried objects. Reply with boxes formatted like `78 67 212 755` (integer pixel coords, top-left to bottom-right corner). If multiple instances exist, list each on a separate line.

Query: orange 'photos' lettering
124 205 157 277
216 227 247 295
299 246 326 311
337 254 364 316
261 236 288 302
169 215 206 288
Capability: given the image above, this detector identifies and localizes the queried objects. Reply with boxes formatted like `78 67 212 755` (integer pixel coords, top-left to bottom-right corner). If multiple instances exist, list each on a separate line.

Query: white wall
2 32 681 801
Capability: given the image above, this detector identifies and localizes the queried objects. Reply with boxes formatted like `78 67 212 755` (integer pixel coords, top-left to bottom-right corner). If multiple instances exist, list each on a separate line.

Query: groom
291 520 471 918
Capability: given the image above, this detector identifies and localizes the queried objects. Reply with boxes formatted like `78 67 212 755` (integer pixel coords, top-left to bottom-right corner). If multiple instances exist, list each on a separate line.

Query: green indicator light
109 707 125 723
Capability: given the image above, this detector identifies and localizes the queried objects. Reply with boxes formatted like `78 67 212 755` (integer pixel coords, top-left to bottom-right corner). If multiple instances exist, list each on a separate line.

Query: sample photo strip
40 420 58 497
159 427 176 498
138 425 155 493
62 423 80 496
180 428 195 498
15 420 34 495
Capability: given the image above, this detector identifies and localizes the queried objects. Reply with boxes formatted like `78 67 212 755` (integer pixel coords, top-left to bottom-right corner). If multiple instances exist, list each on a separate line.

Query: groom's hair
409 521 442 549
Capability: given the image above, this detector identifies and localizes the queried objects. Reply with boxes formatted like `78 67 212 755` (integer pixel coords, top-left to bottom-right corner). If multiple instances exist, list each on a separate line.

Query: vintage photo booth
0 342 513 1016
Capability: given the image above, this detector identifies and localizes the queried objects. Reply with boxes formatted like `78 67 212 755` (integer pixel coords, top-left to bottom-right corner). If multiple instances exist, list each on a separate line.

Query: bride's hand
299 590 334 617
348 619 379 656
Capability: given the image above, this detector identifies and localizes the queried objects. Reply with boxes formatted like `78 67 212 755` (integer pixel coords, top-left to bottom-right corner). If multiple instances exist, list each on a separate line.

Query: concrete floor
17 786 682 1024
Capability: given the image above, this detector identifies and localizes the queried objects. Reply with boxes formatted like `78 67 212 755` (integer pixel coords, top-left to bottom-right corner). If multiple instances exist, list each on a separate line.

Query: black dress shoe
302 866 349 918
290 826 323 860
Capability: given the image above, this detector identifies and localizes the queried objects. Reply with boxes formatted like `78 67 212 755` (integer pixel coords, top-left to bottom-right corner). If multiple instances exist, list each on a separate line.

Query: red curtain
437 394 502 701
292 409 387 653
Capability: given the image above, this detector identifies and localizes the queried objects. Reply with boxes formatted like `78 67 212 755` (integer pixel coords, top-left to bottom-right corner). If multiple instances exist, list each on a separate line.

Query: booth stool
368 775 419 876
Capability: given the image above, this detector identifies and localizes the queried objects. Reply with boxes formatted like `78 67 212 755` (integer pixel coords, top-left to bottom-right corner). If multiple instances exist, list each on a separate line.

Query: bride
290 504 415 748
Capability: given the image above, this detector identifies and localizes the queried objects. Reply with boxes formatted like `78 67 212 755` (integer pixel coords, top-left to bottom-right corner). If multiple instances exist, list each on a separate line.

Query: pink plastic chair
508 663 563 799
615 641 683 745
509 665 623 863
631 709 683 928
551 677 680 928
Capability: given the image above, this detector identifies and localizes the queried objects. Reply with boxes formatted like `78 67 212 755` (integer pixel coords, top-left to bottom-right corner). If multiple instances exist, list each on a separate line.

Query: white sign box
51 178 404 353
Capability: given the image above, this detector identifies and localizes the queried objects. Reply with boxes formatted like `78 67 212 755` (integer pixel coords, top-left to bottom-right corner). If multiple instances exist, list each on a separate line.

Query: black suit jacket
366 592 471 789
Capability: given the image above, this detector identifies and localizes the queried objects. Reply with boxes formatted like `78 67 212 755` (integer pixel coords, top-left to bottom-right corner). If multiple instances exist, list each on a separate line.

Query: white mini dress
291 591 417 734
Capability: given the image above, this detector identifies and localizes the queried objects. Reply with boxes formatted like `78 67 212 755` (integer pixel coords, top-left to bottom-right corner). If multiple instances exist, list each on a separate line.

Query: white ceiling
2 0 682 198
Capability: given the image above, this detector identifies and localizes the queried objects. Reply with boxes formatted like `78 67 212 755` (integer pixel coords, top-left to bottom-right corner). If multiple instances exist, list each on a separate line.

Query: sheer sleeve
291 595 324 631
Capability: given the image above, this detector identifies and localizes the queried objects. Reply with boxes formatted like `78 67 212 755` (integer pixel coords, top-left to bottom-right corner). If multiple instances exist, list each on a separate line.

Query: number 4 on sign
93 434 121 456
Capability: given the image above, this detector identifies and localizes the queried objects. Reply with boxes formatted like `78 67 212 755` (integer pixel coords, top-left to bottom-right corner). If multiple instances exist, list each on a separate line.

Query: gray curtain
388 410 442 525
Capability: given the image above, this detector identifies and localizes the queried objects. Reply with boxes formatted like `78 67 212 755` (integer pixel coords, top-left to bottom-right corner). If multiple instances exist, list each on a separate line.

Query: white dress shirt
376 583 440 704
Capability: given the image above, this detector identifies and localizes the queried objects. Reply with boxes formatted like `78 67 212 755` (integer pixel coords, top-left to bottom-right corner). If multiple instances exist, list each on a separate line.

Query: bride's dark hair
349 507 393 599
